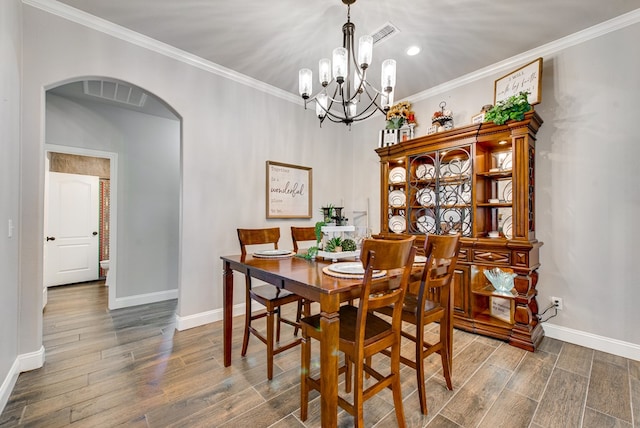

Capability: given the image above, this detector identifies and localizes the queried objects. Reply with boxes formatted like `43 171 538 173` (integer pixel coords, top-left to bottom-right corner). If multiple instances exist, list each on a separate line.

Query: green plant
324 236 343 252
483 92 531 125
297 245 319 260
341 238 356 252
314 221 326 243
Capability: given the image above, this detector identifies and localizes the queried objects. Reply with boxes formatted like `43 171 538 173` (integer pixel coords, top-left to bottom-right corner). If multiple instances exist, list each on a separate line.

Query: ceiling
51 0 638 102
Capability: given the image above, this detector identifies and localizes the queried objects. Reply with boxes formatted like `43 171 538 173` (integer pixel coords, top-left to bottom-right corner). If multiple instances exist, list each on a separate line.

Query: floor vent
370 22 400 46
83 80 147 107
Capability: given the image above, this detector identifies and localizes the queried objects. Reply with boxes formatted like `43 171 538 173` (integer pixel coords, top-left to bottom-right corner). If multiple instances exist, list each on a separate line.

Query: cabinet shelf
477 202 512 208
472 285 516 298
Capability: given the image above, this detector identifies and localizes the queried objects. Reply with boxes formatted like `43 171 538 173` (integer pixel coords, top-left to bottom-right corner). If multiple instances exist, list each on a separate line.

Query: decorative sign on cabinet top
494 58 543 105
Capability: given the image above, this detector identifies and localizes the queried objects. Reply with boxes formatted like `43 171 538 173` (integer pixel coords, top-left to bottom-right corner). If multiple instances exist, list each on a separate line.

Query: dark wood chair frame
237 227 305 380
375 233 461 414
300 236 417 428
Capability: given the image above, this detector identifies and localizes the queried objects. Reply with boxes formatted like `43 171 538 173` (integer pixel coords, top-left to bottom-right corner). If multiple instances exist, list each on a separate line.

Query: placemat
322 266 387 279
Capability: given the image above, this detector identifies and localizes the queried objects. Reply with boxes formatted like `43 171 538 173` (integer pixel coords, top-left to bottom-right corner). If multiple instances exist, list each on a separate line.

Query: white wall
46 93 181 298
0 0 22 408
351 19 640 355
18 3 348 356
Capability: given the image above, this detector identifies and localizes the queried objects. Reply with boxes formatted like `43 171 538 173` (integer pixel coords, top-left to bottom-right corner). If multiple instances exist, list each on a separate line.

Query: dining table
220 252 403 428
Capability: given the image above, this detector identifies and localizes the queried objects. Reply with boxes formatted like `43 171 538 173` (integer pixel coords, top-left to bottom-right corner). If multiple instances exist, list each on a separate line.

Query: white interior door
45 172 100 287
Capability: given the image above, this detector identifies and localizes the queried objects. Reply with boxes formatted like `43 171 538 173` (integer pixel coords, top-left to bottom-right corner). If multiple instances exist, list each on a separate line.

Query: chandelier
298 0 397 126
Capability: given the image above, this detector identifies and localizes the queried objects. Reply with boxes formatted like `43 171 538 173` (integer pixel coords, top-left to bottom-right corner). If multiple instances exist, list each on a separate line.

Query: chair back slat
291 226 317 252
418 234 461 311
356 237 416 349
237 228 280 255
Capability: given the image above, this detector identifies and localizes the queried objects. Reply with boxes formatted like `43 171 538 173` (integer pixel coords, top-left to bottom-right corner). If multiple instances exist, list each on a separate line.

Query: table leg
223 260 234 367
319 300 340 428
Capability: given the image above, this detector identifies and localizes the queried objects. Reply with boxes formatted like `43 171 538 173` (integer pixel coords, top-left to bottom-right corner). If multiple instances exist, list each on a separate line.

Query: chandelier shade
298 0 397 126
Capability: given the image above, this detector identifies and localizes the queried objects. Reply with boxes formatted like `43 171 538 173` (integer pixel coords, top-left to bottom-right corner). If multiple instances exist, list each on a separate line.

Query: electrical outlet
551 296 563 310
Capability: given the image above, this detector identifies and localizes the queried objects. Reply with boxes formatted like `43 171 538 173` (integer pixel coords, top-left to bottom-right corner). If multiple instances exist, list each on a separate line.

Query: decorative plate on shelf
389 215 407 233
416 214 436 234
500 152 513 170
502 181 513 202
447 158 471 176
388 190 406 207
389 167 406 183
416 164 436 179
417 188 436 207
501 215 513 239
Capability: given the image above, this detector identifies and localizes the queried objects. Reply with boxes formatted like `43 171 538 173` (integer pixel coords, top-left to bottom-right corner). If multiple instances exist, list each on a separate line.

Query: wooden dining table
220 253 395 428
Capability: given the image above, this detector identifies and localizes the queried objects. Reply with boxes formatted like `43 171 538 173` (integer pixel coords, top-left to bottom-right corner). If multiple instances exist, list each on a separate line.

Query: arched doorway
44 78 181 310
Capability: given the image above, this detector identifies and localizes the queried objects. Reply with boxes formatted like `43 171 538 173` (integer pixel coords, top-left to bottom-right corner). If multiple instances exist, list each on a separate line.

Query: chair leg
294 300 303 336
353 357 365 428
300 329 310 421
266 308 275 380
275 307 282 343
241 278 252 357
415 322 428 415
391 342 406 428
345 355 352 394
441 321 453 390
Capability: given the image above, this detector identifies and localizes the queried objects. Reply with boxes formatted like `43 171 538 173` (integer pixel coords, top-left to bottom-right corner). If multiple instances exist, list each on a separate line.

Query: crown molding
408 8 640 103
22 0 303 105
22 1 639 107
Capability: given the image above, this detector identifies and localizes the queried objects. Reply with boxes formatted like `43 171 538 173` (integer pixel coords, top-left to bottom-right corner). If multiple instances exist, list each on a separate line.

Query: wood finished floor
1 281 638 427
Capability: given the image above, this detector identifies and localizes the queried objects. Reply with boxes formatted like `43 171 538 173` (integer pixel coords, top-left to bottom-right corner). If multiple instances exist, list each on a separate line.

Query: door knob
92 231 98 236
46 236 56 241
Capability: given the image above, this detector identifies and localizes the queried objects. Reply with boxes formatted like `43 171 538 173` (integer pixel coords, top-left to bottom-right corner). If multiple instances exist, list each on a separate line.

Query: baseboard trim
0 346 45 414
544 323 640 361
109 289 178 310
175 303 247 331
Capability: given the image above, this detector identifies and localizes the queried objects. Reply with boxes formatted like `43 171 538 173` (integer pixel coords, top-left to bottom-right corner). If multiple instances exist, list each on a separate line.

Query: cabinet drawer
472 250 510 265
457 248 470 262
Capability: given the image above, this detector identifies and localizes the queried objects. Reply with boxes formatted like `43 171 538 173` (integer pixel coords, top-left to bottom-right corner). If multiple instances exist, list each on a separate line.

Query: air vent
83 80 147 107
370 22 400 45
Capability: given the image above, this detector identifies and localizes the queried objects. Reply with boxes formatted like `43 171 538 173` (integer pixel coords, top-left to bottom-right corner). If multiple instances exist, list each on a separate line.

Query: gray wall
351 21 640 348
0 0 22 402
0 0 22 408
18 3 347 357
46 93 181 298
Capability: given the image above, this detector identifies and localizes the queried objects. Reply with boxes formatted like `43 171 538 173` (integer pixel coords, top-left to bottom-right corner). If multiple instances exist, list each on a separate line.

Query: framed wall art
266 161 312 219
494 58 543 105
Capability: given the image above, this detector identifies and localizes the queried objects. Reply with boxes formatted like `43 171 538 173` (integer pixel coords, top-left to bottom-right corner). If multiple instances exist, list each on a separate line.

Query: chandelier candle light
298 0 397 126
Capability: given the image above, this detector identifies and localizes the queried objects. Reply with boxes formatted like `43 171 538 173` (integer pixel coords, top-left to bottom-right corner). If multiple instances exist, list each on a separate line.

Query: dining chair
237 227 304 380
374 233 461 414
290 226 317 252
300 236 416 428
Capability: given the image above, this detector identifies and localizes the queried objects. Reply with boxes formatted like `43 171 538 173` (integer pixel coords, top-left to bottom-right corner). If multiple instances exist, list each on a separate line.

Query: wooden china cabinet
375 111 544 351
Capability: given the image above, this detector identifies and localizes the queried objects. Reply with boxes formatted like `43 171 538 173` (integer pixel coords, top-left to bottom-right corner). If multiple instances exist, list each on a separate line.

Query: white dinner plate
253 249 293 257
328 262 366 275
439 185 458 206
389 190 406 207
416 164 436 179
389 167 406 183
389 215 407 233
416 215 436 233
417 188 436 207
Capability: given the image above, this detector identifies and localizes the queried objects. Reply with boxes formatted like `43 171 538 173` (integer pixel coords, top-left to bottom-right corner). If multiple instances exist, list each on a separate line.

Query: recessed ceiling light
406 46 421 56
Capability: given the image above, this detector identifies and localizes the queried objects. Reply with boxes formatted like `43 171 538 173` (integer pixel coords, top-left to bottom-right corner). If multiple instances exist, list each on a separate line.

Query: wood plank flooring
1 281 638 427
